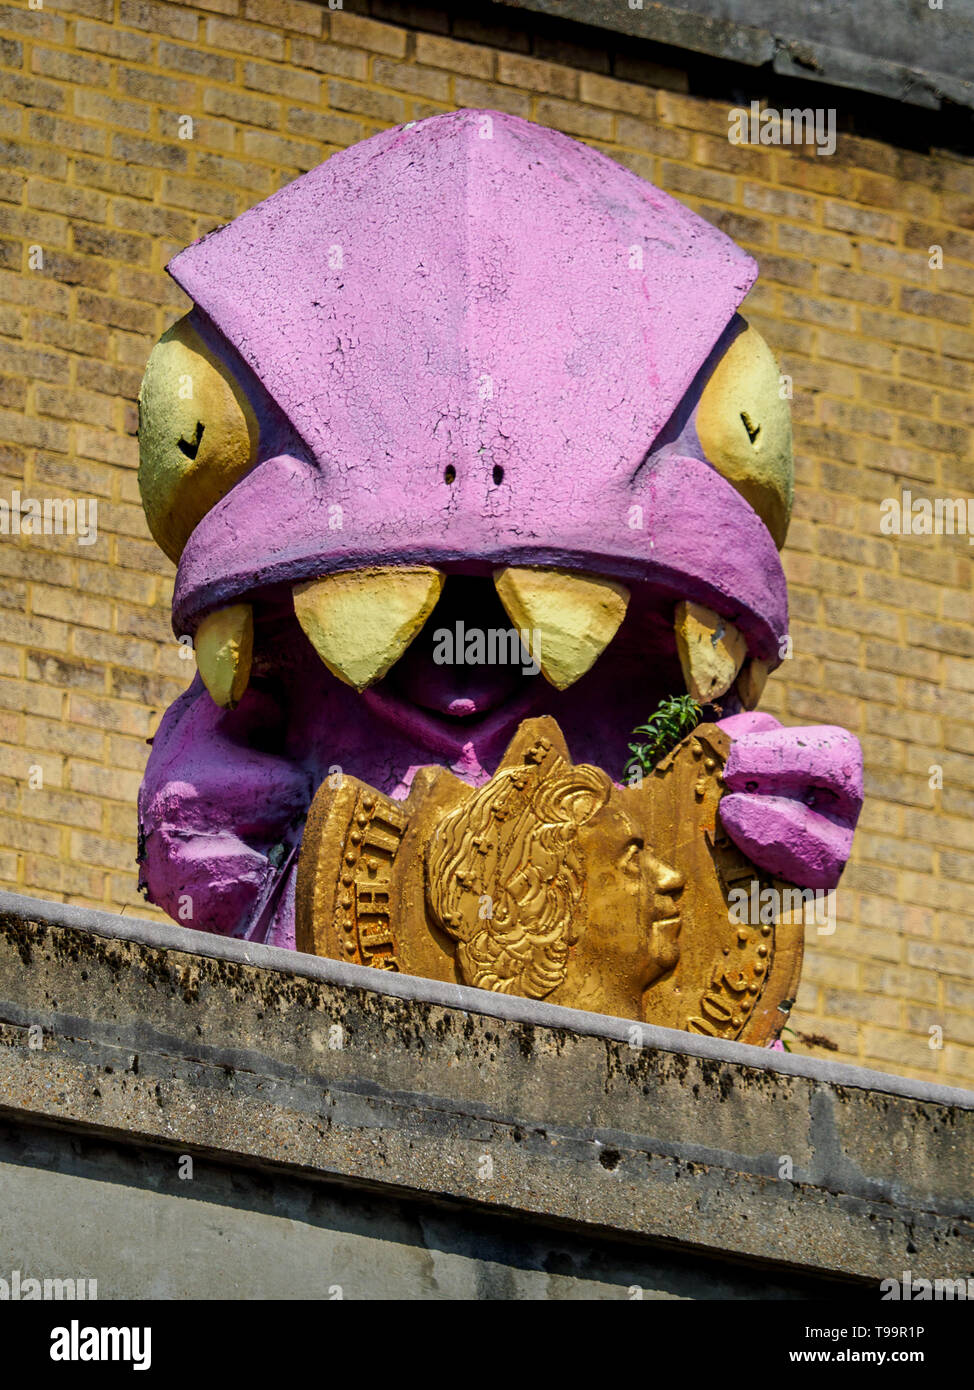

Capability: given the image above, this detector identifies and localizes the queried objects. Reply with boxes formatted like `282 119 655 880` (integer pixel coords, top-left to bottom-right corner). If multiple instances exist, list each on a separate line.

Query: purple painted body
137 110 863 949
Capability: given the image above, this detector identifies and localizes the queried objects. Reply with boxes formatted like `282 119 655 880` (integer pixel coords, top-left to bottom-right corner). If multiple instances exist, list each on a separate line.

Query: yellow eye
695 320 794 548
137 314 259 564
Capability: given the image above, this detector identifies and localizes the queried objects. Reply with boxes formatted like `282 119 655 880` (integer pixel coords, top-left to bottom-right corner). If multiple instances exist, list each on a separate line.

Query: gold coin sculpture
295 717 803 1045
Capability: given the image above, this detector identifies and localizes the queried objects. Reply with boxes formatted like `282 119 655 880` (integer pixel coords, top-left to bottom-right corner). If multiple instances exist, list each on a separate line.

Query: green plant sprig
623 693 703 783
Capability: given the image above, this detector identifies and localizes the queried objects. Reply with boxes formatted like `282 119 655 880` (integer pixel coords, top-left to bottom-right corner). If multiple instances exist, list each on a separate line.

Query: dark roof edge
492 0 974 113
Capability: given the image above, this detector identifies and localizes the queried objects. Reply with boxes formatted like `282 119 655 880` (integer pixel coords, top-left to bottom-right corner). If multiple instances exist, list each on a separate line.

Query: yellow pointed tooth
196 603 253 709
493 566 629 690
674 601 747 704
736 656 770 710
293 566 444 692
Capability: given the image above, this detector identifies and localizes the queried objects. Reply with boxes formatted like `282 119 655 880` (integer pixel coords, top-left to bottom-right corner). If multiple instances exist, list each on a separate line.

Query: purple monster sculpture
136 109 863 951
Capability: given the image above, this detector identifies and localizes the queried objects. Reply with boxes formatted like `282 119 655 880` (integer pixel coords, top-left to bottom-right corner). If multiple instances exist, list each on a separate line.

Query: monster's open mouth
166 421 791 775
350 567 740 760
166 402 791 775
185 547 778 782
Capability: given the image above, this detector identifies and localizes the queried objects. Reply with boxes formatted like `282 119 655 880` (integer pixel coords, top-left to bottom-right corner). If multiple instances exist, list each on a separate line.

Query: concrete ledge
4 890 968 1109
0 890 972 1289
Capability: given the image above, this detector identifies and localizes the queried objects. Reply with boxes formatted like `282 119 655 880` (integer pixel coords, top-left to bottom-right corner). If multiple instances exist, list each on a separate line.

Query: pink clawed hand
716 712 863 890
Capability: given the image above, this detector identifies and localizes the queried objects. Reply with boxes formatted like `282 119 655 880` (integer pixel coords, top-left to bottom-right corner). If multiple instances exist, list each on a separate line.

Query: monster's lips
172 450 788 735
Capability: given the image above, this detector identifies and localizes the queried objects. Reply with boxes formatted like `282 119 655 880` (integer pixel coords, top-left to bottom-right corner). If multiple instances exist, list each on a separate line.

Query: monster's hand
138 678 312 944
716 712 863 890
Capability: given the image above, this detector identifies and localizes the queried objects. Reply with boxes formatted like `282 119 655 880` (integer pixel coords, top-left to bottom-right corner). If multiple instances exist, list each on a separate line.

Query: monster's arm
138 677 312 944
716 712 863 890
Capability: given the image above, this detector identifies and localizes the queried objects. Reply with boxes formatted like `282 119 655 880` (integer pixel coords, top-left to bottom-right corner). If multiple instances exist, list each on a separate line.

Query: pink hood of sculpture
166 109 784 658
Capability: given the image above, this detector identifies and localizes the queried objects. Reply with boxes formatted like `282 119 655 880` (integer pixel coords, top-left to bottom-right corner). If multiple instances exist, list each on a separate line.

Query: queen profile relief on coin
294 715 805 1043
424 738 685 1018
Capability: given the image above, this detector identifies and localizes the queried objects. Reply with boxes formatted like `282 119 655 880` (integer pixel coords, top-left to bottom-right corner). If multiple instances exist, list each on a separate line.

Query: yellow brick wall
1 0 973 1087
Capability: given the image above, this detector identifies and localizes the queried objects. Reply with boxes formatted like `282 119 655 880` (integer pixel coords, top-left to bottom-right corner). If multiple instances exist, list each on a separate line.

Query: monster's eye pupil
740 411 760 444
178 420 205 460
492 465 504 485
444 465 456 484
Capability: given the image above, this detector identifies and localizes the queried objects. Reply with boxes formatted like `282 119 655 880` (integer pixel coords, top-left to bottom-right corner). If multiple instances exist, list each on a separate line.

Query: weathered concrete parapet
0 890 971 1298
